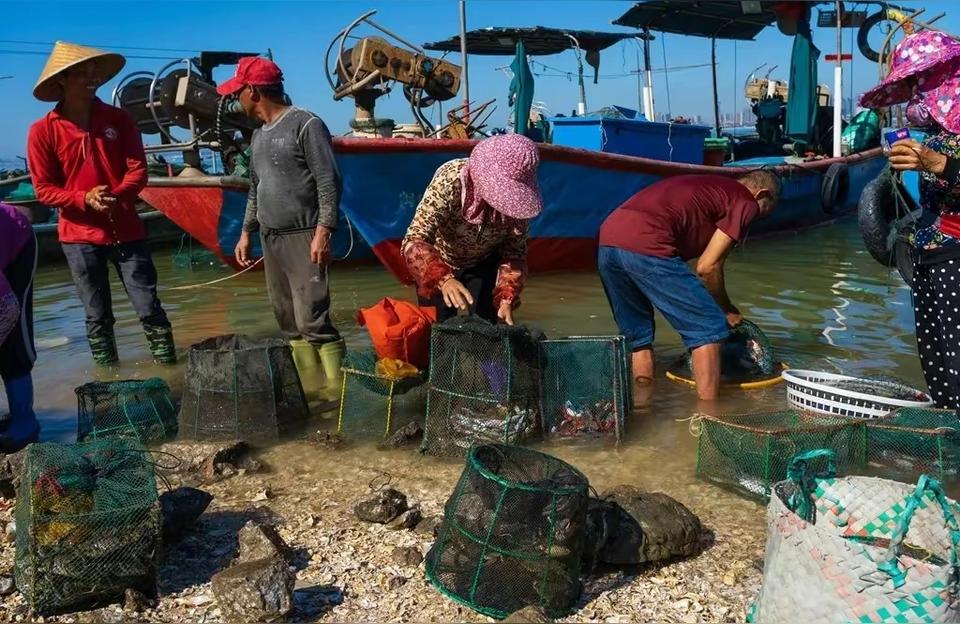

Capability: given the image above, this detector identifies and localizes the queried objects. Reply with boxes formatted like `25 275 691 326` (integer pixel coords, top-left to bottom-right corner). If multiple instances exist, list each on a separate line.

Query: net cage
695 410 867 500
425 444 589 619
421 318 544 457
865 408 960 482
14 439 161 615
76 378 177 445
336 350 428 440
178 334 309 443
540 336 631 442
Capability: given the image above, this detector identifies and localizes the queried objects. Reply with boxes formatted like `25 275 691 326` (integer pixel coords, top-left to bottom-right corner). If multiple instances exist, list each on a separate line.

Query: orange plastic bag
356 298 437 370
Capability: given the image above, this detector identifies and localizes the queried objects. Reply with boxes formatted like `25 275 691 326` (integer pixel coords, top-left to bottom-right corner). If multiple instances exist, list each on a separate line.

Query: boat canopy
612 0 792 41
422 26 643 56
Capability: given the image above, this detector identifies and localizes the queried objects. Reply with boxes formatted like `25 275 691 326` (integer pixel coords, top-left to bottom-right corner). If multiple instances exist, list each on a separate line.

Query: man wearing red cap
219 56 345 399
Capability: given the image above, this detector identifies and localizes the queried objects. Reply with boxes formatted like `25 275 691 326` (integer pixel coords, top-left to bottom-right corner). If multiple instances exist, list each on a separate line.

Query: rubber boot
317 338 346 400
145 324 177 365
88 328 119 366
0 375 40 453
290 339 325 402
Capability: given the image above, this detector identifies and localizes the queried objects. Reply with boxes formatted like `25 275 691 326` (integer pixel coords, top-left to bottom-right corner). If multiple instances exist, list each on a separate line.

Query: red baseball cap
216 56 283 96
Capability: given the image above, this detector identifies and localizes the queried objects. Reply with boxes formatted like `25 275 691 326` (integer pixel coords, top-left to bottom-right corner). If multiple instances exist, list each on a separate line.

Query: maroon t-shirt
599 175 761 260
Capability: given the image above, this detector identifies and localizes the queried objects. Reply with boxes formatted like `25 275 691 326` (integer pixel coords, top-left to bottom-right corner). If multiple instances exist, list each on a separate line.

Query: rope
165 258 263 291
677 412 706 437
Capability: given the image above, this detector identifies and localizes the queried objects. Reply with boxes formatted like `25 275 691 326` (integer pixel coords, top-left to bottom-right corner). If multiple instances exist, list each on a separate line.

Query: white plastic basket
781 370 933 420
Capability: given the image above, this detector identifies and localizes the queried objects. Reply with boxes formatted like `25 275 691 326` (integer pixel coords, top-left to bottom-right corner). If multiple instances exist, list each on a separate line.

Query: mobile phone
883 128 911 153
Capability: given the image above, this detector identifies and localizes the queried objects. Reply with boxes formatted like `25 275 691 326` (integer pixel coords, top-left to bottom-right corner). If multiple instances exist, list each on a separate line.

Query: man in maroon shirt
598 171 780 401
27 42 175 365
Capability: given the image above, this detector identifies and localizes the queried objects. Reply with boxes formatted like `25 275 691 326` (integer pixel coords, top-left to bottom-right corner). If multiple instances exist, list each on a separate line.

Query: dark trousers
1 235 37 381
61 240 170 336
261 229 340 345
913 260 960 410
418 254 499 323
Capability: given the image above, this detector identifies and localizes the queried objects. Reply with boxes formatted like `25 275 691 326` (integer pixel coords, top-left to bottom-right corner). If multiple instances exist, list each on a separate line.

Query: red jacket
27 98 147 245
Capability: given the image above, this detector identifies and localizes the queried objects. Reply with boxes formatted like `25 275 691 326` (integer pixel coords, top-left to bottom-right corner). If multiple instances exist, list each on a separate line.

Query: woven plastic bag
750 449 960 624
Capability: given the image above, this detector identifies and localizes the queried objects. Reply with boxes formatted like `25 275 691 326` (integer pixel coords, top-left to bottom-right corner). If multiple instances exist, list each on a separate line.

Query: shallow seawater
6 216 923 499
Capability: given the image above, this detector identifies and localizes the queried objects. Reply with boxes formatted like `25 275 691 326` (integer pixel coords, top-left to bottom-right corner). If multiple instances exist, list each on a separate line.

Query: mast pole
459 0 470 123
833 0 843 156
712 36 721 138
642 29 655 121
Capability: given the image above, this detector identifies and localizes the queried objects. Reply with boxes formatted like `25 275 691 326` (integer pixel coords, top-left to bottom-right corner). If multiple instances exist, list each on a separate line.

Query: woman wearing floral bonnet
861 29 960 408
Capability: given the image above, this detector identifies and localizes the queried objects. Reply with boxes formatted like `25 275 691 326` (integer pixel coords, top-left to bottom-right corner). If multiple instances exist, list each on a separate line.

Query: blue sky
1 0 957 162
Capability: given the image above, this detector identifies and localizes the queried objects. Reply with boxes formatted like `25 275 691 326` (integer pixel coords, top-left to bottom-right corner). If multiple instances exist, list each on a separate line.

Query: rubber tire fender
821 162 850 214
858 9 890 64
857 172 898 267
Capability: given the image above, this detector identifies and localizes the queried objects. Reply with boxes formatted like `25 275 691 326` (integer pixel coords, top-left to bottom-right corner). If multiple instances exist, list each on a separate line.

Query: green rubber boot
290 339 324 397
317 338 346 399
88 328 119 366
145 324 177 365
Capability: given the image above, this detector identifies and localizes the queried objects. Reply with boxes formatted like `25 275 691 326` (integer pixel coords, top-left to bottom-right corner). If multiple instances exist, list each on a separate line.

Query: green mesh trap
695 410 867 500
179 334 309 443
865 408 960 482
421 318 543 457
76 378 177 445
336 350 427 440
15 439 161 615
540 336 631 442
426 444 589 619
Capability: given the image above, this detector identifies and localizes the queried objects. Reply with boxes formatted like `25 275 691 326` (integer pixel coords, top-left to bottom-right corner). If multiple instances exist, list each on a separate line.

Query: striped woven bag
750 449 960 623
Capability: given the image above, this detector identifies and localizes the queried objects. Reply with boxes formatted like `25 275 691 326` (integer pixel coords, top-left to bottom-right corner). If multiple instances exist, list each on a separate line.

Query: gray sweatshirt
242 107 341 233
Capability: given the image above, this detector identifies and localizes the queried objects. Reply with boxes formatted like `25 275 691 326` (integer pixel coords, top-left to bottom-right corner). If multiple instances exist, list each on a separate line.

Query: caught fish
450 405 535 447
552 401 617 437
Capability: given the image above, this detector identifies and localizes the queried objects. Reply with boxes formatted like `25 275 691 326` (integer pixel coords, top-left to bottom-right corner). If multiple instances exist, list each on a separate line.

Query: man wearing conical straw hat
26 41 176 366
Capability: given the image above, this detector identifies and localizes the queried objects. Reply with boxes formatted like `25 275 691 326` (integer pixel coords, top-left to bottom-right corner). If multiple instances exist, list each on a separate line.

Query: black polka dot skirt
913 259 960 409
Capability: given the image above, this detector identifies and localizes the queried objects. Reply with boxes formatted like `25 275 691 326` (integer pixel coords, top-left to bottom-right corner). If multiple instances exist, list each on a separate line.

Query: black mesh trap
336 350 427 440
695 410 866 500
15 438 161 615
540 336 631 442
178 334 308 443
425 444 589 619
76 378 177 445
866 408 960 482
421 317 544 457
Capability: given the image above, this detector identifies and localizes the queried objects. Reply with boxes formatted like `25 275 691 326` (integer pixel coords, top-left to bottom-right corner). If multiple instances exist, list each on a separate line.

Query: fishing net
540 336 631 442
336 350 427 440
421 317 544 457
865 408 960 482
76 378 177 445
15 439 161 615
178 334 308 443
695 410 867 500
668 319 781 385
425 444 589 619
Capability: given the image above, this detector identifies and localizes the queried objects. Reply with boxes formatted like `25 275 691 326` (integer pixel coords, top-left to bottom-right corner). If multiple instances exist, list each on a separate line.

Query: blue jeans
598 246 729 351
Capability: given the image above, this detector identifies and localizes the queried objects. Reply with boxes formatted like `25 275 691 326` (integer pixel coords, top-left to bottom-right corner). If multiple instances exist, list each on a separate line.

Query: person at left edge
26 41 175 366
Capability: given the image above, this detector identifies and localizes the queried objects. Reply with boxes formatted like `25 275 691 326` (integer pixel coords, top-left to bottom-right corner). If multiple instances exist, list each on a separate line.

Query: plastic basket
782 370 933 420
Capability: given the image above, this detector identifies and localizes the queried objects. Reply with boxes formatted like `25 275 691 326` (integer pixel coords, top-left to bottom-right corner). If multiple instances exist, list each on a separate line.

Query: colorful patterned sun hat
917 69 960 133
465 134 543 221
860 30 960 109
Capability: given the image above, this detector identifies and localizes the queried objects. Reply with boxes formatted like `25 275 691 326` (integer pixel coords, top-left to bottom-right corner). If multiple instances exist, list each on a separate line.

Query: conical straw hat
33 41 125 102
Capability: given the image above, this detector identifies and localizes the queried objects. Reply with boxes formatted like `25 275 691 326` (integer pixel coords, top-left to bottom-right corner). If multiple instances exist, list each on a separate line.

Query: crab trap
76 378 177 445
336 350 427 440
421 317 543 457
539 336 631 442
178 334 309 443
865 407 960 482
695 410 867 500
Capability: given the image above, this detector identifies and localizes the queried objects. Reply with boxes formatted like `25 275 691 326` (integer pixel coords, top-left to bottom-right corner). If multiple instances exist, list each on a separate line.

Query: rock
0 574 14 596
307 431 348 450
588 486 703 566
0 450 26 498
391 546 423 567
211 557 294 623
123 588 156 612
252 488 273 502
237 520 294 565
4 520 15 543
160 441 263 484
414 515 442 538
386 505 422 530
377 422 424 450
354 488 408 524
504 605 554 623
387 575 408 590
159 487 213 542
